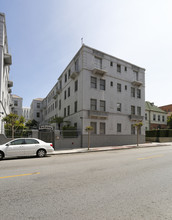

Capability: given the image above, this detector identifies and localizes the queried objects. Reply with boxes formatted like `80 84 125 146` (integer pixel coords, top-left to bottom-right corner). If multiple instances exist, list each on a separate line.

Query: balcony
4 53 12 65
132 81 143 86
56 88 62 94
8 88 12 93
70 71 79 80
88 110 108 119
8 80 13 88
130 114 144 121
92 68 106 77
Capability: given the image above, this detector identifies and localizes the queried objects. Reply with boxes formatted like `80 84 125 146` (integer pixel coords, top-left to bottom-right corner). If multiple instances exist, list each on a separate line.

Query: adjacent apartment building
41 45 145 147
0 13 13 133
30 98 43 123
145 101 167 130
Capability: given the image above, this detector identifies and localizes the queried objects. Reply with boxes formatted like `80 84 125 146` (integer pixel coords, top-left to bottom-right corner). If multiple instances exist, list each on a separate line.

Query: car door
5 139 26 157
23 139 40 156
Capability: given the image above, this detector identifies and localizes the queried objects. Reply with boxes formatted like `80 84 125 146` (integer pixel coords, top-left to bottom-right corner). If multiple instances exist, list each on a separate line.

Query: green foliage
146 129 172 137
85 126 93 131
167 114 172 129
50 117 64 129
25 119 38 129
3 113 26 138
62 125 78 138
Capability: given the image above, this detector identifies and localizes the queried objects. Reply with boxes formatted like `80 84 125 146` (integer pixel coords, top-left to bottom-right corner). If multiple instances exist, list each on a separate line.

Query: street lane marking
137 154 164 160
0 172 40 179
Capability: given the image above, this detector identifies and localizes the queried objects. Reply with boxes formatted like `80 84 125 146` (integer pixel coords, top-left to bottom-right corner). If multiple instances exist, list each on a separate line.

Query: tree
167 114 172 129
85 126 93 150
133 122 143 147
3 113 25 138
50 117 65 130
25 119 38 129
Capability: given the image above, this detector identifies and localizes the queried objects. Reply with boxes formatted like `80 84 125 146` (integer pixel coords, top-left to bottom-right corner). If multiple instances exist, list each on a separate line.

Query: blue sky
1 0 172 107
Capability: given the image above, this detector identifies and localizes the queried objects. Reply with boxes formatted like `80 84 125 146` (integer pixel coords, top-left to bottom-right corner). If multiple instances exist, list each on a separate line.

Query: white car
0 138 54 160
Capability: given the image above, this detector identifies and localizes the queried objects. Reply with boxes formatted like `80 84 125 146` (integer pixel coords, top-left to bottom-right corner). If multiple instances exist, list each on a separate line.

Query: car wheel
37 149 46 158
0 151 4 160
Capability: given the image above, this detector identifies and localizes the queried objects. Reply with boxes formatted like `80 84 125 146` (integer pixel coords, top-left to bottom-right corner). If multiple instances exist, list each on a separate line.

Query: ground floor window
131 124 135 134
91 122 97 134
100 123 105 134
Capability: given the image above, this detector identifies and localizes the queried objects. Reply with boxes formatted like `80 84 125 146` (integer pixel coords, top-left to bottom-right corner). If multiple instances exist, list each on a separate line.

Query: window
117 64 121 73
137 107 141 116
75 59 79 72
74 101 77 113
134 70 139 81
117 83 121 92
64 108 66 117
65 73 67 83
91 76 97 89
68 87 70 97
125 85 127 90
74 123 77 128
68 69 71 78
59 99 61 110
137 89 141 98
131 87 135 97
153 114 156 121
110 61 113 66
67 105 70 116
91 122 97 134
117 103 121 112
100 79 105 90
117 123 121 132
158 115 160 121
75 80 78 92
131 106 135 115
110 81 113 87
95 57 102 69
55 101 58 109
37 112 40 118
25 139 39 144
145 113 147 120
131 125 135 135
64 90 67 100
14 100 18 106
90 99 97 110
59 80 62 89
100 100 106 111
37 103 40 108
100 123 105 134
125 66 127 71
162 116 165 122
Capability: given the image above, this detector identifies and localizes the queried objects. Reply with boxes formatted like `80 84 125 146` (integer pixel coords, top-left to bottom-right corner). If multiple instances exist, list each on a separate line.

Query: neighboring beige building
11 94 23 116
30 98 43 123
0 13 13 133
145 101 167 130
41 45 145 147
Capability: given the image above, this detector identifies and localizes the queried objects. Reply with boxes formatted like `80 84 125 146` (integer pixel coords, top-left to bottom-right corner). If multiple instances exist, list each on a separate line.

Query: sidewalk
52 142 172 155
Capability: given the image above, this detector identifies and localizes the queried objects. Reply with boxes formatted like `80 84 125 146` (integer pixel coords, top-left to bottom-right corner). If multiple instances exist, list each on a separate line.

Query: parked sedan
0 138 54 160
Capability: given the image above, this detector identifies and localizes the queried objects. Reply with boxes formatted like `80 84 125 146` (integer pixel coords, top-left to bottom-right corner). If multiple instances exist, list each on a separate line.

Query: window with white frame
91 76 97 89
100 123 105 134
153 114 156 121
117 103 121 112
117 83 121 92
91 122 97 134
131 105 135 115
95 57 102 69
131 87 135 97
137 107 141 116
117 64 121 73
100 79 105 90
100 100 106 111
137 89 141 98
90 99 97 110
117 123 121 132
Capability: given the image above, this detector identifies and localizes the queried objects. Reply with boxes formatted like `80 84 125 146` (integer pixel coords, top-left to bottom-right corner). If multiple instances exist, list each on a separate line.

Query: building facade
145 101 167 130
30 98 43 124
41 45 146 147
0 13 13 133
22 107 31 122
11 94 23 116
159 104 172 117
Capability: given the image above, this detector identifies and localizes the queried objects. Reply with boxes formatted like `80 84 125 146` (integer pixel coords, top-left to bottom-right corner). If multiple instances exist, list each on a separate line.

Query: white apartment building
11 94 23 116
30 98 43 124
41 45 145 147
0 13 13 133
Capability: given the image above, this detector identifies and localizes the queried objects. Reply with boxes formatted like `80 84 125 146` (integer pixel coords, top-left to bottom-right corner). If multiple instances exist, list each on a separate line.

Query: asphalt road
1 145 172 220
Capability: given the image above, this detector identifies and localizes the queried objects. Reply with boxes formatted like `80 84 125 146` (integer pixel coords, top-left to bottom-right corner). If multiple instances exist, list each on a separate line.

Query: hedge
146 129 172 137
